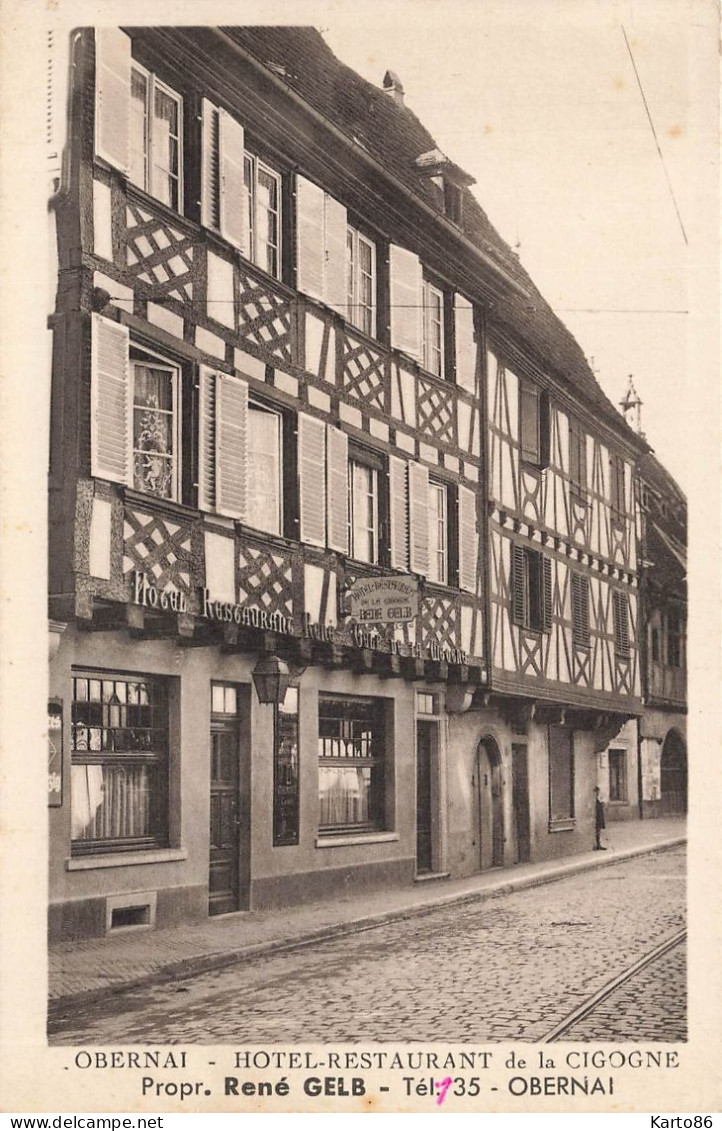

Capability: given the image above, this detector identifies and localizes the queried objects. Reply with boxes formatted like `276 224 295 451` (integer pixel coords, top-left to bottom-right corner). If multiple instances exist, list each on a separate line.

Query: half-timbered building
48 26 649 940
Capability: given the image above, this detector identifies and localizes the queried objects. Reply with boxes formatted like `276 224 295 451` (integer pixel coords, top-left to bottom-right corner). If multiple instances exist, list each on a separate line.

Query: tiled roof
223 26 649 446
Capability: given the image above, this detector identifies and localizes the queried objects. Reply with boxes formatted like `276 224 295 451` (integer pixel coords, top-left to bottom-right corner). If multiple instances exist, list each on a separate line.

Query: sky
321 0 718 492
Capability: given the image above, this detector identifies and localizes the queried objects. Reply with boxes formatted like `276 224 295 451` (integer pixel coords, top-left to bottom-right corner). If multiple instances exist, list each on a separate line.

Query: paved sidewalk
48 817 685 1016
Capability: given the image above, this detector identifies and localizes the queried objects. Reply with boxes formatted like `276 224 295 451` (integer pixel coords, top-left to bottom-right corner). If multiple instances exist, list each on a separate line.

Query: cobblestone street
49 846 685 1045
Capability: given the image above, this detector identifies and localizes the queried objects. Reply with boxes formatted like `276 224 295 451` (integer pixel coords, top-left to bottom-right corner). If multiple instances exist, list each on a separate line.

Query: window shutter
198 366 217 511
298 413 326 546
91 313 130 485
572 573 590 645
296 176 325 302
389 455 409 571
458 484 478 593
408 461 429 575
389 244 422 360
519 381 540 464
454 293 476 392
512 544 526 626
216 373 248 519
542 554 553 632
219 109 248 254
94 28 131 173
326 425 349 554
201 100 221 231
323 193 347 315
613 591 630 656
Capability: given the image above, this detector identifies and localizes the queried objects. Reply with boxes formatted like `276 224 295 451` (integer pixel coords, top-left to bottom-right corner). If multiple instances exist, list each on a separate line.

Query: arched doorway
471 737 504 871
660 729 687 815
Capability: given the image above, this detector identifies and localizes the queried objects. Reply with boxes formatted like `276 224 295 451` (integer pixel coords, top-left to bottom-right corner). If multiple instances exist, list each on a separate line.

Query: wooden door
416 721 433 873
511 743 531 863
209 721 241 915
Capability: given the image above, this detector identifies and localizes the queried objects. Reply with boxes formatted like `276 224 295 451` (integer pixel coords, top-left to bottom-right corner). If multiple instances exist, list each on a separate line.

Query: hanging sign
344 575 419 625
48 698 63 807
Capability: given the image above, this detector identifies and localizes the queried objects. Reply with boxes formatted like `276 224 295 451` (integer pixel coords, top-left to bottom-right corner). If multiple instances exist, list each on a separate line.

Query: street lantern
251 655 291 705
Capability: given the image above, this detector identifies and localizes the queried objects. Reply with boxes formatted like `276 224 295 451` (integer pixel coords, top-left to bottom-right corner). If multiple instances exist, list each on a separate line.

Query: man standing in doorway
594 786 607 850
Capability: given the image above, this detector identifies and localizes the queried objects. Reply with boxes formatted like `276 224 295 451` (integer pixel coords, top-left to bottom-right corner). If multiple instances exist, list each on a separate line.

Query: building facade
48 27 648 941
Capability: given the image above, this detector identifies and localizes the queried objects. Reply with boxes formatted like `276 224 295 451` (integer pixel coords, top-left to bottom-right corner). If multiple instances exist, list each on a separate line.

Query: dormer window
415 147 474 227
444 181 463 225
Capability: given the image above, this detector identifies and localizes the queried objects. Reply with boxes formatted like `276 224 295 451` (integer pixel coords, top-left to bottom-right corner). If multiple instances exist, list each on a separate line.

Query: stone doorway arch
472 736 504 871
660 728 687 815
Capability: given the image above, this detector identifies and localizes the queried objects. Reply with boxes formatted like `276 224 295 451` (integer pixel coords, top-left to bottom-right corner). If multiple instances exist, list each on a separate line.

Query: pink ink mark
436 1077 453 1106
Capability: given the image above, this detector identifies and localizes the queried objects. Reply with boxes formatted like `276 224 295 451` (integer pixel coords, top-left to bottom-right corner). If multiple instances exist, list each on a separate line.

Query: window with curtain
129 63 182 211
346 226 376 336
244 153 282 278
348 459 379 563
246 402 282 535
422 280 444 377
318 695 386 833
132 355 179 500
71 673 168 854
427 480 448 585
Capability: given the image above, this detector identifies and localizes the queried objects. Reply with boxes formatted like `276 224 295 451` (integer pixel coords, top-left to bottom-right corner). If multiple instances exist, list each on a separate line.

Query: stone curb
48 837 685 1022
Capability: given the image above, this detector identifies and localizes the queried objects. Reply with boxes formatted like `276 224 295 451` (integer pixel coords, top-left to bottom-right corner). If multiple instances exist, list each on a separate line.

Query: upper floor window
130 63 182 211
569 416 587 497
512 545 552 633
427 480 448 585
246 402 283 535
666 610 682 668
519 379 550 469
422 280 444 377
571 572 590 648
612 591 630 658
610 454 626 518
346 226 376 337
244 154 282 279
131 349 180 501
348 459 380 564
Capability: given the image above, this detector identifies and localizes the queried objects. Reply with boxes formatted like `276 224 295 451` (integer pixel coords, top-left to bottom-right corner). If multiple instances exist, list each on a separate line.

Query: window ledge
66 847 188 871
315 832 399 849
548 820 576 833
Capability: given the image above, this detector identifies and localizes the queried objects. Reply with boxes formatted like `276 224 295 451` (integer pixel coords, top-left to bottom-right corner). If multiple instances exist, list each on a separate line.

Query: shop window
246 402 283 535
348 458 380 564
512 545 552 633
608 748 627 802
318 694 386 833
571 572 590 648
274 686 300 846
244 153 282 279
346 226 376 337
71 673 168 854
548 725 574 828
613 591 630 658
131 348 180 501
422 279 444 378
519 380 550 469
130 63 182 211
427 480 448 585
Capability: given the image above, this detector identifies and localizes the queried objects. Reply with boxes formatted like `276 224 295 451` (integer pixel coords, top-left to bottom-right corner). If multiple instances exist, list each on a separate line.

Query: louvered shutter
201 100 221 231
326 425 349 554
613 591 630 656
388 455 409 571
219 110 248 254
389 244 422 360
198 366 217 511
216 374 248 518
454 293 476 392
542 555 553 632
94 28 131 173
512 544 526 626
296 176 325 302
323 193 347 315
408 461 429 575
298 414 326 546
91 313 130 485
458 484 478 594
519 381 540 463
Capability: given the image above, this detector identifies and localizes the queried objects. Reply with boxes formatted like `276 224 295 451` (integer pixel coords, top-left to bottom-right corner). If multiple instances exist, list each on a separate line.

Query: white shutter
94 28 131 173
326 425 349 553
296 176 325 302
454 293 476 392
201 100 221 230
323 193 347 314
389 455 409 571
219 109 248 254
458 483 478 593
389 244 422 360
298 414 327 546
198 366 217 511
216 373 248 519
91 313 130 485
408 461 429 575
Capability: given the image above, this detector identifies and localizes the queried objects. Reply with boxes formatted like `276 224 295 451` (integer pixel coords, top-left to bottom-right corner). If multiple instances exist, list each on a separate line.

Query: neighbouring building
48 26 651 941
